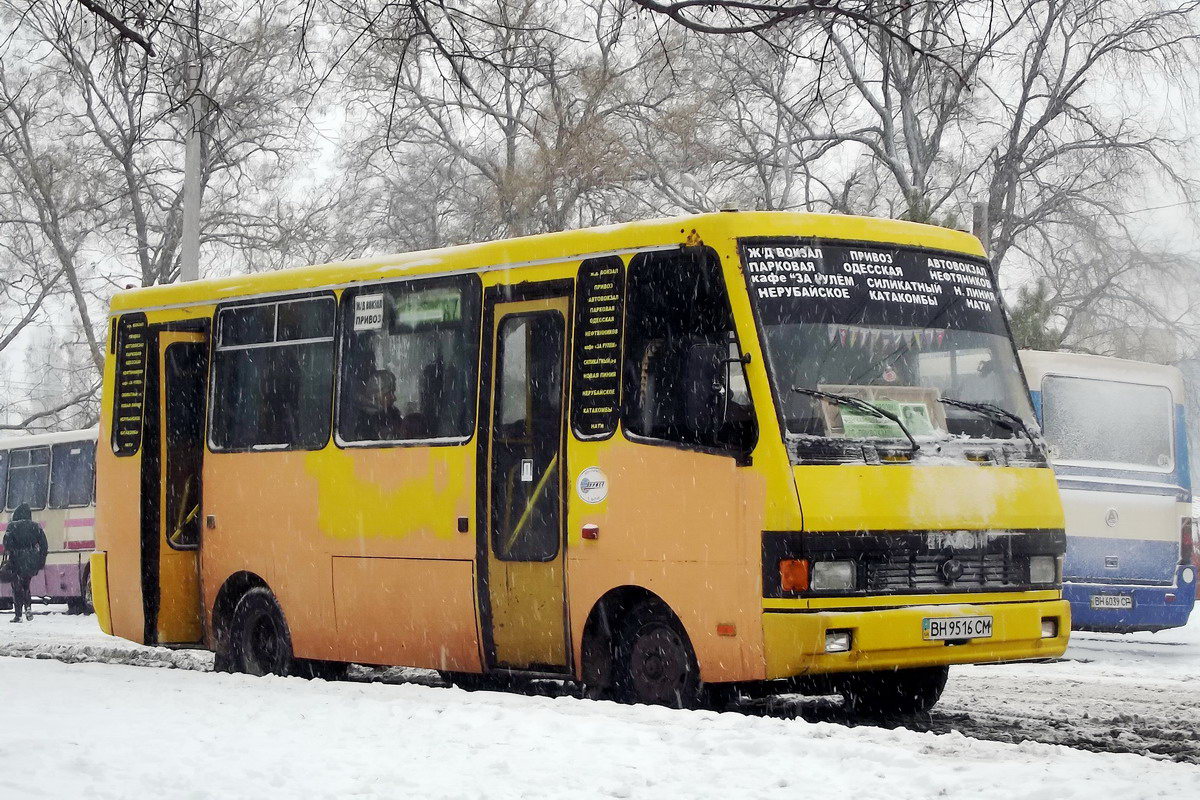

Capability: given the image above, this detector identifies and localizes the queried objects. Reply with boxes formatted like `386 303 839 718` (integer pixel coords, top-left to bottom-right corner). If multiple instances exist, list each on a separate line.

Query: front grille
864 551 1027 592
761 528 1065 598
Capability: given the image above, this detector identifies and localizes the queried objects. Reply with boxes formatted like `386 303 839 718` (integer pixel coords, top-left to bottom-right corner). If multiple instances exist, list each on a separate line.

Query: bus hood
792 464 1064 533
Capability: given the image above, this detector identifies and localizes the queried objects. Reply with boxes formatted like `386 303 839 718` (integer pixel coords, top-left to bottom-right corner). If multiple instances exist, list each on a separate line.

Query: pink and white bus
0 428 98 614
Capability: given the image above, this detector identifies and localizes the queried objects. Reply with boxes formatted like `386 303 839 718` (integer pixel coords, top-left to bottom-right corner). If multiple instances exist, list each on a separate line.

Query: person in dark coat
3 504 48 622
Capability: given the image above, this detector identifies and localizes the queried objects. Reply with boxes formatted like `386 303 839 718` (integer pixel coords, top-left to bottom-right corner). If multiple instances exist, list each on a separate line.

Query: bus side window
623 248 753 452
337 276 481 445
49 441 97 509
6 447 50 511
210 295 336 451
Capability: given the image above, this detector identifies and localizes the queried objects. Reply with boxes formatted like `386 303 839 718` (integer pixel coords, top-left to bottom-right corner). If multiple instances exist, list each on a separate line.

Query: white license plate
1090 594 1133 610
923 615 993 641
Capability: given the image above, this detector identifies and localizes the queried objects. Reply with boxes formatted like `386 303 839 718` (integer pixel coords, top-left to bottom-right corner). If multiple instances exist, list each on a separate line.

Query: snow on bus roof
0 426 99 451
107 211 986 316
1019 349 1186 396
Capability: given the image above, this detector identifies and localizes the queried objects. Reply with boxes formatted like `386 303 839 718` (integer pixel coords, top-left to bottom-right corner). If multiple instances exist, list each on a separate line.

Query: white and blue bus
1020 351 1196 631
0 428 98 614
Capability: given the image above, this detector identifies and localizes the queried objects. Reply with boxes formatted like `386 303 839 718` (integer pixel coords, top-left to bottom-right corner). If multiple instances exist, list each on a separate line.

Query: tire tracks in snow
3 626 1197 765
730 692 1200 764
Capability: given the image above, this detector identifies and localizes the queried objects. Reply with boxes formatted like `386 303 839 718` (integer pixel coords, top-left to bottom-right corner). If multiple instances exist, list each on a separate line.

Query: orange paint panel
306 446 476 559
567 558 764 683
574 443 744 564
200 443 478 660
332 557 481 671
200 451 332 657
564 437 773 683
95 439 146 644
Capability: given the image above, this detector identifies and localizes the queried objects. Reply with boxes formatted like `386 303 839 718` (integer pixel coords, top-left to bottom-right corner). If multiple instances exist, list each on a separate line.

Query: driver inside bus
354 368 405 440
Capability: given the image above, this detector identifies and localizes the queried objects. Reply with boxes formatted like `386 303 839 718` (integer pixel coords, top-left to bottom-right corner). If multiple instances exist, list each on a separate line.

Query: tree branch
74 0 157 56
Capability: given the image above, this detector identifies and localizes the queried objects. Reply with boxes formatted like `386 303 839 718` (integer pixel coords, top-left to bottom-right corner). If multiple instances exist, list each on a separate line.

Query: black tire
213 649 235 674
613 602 702 709
0 598 11 612
841 666 949 717
443 671 500 692
295 659 350 681
229 587 294 677
81 567 94 615
66 568 95 616
580 623 616 701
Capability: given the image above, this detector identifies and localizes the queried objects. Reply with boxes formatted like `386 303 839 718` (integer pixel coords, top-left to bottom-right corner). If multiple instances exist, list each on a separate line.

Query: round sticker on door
576 467 609 504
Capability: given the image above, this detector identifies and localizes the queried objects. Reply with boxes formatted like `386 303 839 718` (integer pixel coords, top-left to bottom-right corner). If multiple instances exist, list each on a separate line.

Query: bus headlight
812 560 857 591
1030 555 1058 584
1182 567 1196 585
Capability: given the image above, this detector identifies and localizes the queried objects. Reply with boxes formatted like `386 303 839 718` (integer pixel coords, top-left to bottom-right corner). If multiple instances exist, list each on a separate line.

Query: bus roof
0 426 99 451
108 211 985 315
1019 349 1185 395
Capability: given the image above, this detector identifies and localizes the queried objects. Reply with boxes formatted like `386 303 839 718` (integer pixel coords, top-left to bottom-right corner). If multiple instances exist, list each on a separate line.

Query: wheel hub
630 625 687 702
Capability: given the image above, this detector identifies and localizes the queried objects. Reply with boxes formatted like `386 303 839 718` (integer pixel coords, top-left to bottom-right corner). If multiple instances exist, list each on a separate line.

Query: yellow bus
92 211 1068 712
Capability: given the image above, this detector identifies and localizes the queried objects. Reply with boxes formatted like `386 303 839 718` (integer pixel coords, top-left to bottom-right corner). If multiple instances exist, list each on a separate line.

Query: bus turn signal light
780 558 810 592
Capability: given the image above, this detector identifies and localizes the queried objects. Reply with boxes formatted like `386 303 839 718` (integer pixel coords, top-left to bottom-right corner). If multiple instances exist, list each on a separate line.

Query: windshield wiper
793 387 920 454
938 397 1037 449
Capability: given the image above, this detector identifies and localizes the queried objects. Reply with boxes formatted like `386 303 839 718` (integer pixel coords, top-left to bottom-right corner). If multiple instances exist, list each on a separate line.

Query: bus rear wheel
230 588 294 677
841 666 949 717
67 568 94 615
614 602 702 709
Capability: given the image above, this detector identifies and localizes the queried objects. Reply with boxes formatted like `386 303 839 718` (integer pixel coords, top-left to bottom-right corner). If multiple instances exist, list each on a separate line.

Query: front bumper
762 597 1070 679
90 552 113 635
1064 565 1196 632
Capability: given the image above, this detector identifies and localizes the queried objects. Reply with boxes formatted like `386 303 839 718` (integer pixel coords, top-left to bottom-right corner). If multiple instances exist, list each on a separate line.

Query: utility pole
971 200 990 255
179 2 204 282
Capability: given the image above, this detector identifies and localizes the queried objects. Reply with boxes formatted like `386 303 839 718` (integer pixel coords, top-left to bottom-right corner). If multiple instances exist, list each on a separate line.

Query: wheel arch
579 585 696 686
210 570 272 651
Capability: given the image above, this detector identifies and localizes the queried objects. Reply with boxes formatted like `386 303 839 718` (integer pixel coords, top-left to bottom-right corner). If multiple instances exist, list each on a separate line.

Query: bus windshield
740 238 1034 442
1041 376 1174 471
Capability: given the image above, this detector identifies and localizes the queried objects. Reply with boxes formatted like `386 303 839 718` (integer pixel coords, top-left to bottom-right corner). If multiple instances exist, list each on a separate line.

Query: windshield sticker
837 400 937 438
353 293 385 331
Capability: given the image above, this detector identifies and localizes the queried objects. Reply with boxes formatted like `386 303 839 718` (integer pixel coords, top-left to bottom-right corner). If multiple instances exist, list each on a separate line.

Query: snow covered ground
0 609 1197 798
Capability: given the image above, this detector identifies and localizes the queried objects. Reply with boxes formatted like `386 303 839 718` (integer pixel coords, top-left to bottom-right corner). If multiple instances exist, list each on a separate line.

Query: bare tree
630 0 947 39
329 0 672 247
979 0 1200 272
0 0 321 428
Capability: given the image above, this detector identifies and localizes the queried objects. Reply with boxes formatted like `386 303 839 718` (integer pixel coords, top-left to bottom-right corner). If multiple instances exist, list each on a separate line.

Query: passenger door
481 292 571 671
146 331 208 644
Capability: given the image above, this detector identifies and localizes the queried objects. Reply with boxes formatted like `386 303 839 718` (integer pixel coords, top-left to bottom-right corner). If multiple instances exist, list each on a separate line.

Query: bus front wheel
841 665 949 717
614 602 702 709
230 588 294 677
